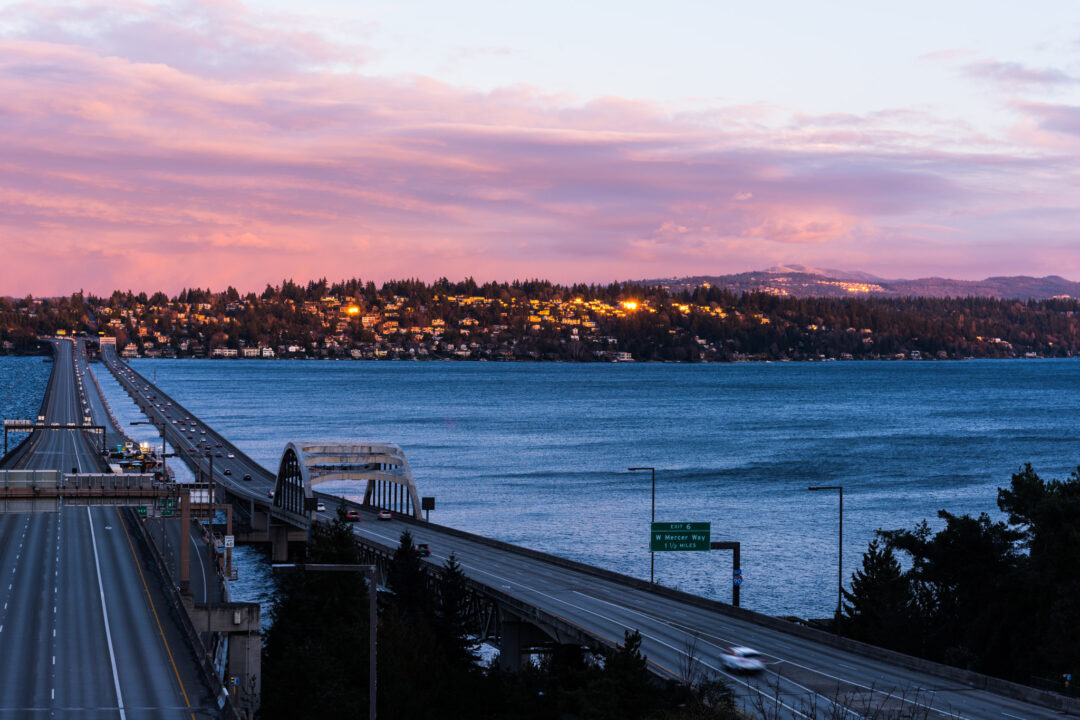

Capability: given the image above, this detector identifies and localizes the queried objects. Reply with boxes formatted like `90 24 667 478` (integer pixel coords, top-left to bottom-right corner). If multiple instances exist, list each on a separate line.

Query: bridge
94 344 1079 720
0 339 239 719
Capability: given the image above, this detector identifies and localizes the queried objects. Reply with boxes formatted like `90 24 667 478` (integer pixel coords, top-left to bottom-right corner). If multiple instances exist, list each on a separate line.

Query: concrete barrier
391 512 1080 714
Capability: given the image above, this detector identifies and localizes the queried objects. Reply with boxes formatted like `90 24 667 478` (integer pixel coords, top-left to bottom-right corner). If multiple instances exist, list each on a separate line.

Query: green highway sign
650 522 711 551
136 506 147 518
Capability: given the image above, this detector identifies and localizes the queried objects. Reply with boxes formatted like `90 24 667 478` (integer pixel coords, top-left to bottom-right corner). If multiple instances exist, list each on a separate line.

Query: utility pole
808 485 843 632
629 467 656 583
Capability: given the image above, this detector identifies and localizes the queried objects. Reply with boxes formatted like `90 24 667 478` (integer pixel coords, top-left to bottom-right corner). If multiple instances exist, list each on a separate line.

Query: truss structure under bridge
274 442 424 519
0 470 183 514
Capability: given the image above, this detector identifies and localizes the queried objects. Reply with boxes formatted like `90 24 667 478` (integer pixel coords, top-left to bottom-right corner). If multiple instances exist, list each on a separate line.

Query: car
216 443 222 448
267 490 274 499
223 469 232 476
719 647 765 674
377 510 392 521
345 510 361 521
316 502 327 512
242 474 252 481
227 454 235 459
413 543 431 558
215 453 223 457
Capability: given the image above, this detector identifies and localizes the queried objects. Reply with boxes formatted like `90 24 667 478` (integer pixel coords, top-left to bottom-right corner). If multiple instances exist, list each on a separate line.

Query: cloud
963 60 1077 89
0 2 1079 294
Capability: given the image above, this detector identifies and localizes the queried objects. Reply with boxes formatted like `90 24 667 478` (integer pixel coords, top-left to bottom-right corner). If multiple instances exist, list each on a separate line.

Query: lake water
3 357 1078 618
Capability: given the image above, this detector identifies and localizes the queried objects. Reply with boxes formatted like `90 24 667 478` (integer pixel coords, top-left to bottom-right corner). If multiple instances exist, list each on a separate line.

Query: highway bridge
0 340 225 718
98 346 1078 720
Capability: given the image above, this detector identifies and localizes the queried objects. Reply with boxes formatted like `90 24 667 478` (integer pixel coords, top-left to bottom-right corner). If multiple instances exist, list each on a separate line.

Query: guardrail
382 511 1080 714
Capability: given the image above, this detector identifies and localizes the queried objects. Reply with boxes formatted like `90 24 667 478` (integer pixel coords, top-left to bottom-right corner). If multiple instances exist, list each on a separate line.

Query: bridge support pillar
498 620 524 673
187 602 261 719
270 524 289 563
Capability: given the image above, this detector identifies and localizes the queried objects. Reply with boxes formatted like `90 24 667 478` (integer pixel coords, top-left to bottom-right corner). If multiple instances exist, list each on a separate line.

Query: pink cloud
0 2 1079 295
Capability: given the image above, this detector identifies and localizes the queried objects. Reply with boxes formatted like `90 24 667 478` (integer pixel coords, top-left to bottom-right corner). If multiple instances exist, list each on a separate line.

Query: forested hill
3 279 1080 362
643 268 1080 300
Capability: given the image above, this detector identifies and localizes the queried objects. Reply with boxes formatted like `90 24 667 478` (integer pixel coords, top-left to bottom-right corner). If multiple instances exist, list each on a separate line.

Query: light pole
629 467 656 583
808 485 843 633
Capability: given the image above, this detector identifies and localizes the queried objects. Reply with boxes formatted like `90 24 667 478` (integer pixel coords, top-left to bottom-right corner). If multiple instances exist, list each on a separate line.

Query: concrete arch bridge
273 441 424 520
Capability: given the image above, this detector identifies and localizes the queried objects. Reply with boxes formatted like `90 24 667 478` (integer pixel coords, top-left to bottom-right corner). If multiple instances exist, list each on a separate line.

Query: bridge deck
102 345 1077 720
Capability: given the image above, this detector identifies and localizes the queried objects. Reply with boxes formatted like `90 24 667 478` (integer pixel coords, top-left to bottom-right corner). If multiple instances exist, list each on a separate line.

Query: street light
808 485 843 633
629 467 656 583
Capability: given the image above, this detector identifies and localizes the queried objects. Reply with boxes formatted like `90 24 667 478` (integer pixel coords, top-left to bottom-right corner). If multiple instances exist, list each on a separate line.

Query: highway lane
0 340 219 718
102 346 1075 719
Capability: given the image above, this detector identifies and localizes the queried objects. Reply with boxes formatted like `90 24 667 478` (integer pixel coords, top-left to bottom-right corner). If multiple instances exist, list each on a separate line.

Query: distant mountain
637 270 1080 300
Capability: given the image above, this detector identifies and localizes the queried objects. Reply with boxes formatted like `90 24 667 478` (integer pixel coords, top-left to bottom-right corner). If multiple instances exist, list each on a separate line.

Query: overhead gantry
273 441 424 520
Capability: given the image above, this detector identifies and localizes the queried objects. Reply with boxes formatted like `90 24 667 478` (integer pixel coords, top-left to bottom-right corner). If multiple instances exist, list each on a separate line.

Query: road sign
136 506 147 518
224 535 234 548
650 522 711 551
162 509 174 518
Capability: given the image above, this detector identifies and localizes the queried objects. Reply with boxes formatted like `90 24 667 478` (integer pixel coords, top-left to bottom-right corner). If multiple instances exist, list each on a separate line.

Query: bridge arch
273 442 424 520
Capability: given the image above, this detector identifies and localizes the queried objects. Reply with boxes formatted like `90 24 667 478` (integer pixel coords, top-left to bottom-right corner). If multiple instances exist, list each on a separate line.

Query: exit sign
650 522 711 551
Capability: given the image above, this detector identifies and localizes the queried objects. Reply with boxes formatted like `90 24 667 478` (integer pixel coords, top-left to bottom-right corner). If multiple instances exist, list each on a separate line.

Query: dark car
345 509 361 521
223 469 232 476
414 543 431 558
242 474 252 481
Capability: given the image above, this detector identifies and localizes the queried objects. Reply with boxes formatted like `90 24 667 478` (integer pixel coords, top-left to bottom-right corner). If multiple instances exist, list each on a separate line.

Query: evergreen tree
841 538 916 653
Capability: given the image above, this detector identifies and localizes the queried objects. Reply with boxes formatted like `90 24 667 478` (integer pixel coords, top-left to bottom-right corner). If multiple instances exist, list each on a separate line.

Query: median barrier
125 507 239 720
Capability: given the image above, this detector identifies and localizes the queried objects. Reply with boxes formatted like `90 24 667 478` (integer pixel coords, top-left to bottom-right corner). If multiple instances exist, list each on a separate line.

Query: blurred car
413 543 431 558
345 509 361 521
223 469 232 476
720 647 765 673
316 502 327 512
242 474 252 481
267 490 275 499
227 454 235 459
377 510 392 521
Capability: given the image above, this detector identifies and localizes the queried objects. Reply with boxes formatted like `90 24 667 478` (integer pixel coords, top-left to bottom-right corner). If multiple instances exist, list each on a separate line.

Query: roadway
100 347 1073 720
0 340 220 718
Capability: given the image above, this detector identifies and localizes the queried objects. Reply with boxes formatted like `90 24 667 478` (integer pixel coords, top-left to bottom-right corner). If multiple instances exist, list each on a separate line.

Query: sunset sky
2 0 1080 295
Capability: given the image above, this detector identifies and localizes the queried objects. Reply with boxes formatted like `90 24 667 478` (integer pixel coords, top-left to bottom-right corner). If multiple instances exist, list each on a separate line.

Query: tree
261 510 371 719
387 530 429 616
434 553 475 664
840 538 916 653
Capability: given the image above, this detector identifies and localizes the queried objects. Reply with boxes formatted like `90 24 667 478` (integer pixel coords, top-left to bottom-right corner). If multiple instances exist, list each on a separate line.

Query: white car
316 502 327 512
720 647 766 673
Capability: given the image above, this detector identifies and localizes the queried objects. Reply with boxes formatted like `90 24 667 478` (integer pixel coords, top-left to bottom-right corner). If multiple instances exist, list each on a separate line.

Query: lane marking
115 508 195 720
87 507 126 720
359 527 812 718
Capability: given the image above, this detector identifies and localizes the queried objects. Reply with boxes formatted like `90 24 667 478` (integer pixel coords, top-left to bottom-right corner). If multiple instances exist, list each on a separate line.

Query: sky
1 0 1080 295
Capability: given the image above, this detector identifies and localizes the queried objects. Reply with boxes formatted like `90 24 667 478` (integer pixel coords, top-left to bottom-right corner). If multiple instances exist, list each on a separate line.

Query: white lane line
191 535 208 604
571 589 863 720
358 526 811 718
1001 714 1027 720
87 508 127 720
